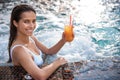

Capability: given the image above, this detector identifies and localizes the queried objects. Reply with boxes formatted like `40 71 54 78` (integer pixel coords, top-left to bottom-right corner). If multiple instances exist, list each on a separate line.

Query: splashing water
0 0 120 64
0 0 120 80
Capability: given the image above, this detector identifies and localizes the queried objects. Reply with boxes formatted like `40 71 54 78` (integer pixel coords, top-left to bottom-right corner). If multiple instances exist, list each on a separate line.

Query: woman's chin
26 33 33 36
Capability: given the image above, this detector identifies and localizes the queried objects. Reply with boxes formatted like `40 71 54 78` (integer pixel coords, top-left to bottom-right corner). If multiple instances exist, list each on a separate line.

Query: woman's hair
7 4 36 63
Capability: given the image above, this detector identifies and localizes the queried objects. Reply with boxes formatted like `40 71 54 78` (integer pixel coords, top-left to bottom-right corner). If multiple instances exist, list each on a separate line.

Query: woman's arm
13 46 67 80
31 33 66 55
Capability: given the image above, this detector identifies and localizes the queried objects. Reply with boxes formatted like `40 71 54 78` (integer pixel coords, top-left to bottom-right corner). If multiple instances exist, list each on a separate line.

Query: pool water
0 0 120 63
0 0 120 79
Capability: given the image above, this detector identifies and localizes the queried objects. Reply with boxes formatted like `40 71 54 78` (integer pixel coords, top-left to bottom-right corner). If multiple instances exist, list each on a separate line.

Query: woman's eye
33 20 36 23
24 20 29 23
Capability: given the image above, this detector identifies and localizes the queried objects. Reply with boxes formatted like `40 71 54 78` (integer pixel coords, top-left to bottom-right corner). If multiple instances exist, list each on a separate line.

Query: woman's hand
61 32 67 42
54 57 67 66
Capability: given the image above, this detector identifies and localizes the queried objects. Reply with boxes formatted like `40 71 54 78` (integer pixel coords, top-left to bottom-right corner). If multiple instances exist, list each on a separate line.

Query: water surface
0 0 120 63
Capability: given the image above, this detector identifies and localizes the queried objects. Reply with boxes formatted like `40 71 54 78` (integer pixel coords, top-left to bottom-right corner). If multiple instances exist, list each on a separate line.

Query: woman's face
14 11 36 36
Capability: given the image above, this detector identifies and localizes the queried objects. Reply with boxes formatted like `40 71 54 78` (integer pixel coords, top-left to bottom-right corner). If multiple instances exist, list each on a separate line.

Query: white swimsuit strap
10 44 24 60
29 37 35 44
10 37 33 59
10 38 42 60
29 37 42 56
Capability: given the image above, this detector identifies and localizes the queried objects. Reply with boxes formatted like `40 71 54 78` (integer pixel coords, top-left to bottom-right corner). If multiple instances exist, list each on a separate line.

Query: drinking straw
70 15 72 26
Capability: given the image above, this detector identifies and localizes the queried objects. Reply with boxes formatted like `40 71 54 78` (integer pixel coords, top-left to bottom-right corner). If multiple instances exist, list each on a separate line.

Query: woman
8 4 74 80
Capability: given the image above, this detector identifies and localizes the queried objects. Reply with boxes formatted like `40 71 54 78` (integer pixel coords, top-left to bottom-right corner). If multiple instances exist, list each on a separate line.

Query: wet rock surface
0 56 120 80
70 56 120 80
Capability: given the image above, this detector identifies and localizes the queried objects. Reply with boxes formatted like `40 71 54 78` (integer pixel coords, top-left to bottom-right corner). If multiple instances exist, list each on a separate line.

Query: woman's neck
15 35 30 44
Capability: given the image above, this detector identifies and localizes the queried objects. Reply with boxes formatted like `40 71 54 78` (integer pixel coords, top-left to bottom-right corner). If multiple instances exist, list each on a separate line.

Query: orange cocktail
64 25 73 42
64 15 74 42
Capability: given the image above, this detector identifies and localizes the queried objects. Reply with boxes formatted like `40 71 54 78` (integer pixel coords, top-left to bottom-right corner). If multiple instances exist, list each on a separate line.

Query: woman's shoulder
11 44 31 59
11 44 26 54
11 39 27 51
30 35 39 43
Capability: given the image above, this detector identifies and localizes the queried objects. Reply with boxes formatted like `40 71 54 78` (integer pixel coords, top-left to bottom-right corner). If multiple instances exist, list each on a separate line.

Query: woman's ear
13 20 18 27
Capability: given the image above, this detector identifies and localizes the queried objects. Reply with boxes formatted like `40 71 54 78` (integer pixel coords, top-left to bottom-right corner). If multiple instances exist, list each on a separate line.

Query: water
0 0 120 79
0 0 120 62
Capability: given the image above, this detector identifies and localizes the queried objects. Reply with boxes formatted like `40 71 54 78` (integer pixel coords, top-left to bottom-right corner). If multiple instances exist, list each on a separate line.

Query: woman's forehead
20 11 36 19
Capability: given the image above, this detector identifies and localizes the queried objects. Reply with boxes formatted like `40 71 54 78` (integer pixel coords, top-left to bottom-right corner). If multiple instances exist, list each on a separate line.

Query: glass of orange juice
64 25 73 42
64 15 74 42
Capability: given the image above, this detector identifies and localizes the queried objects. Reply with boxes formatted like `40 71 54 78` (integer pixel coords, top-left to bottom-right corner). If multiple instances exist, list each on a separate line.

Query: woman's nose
29 22 35 28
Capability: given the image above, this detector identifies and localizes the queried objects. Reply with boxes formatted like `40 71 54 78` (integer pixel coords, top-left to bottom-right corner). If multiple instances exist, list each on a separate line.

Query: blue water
0 0 120 64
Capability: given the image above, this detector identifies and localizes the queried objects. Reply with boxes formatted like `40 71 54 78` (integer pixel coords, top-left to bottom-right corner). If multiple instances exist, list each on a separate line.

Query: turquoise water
0 0 120 80
0 0 120 63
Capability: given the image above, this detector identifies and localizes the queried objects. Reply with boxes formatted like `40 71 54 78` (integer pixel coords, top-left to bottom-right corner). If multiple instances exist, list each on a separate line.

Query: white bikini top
10 39 43 66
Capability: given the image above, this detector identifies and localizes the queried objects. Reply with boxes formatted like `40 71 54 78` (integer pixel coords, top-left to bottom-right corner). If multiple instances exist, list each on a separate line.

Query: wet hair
7 4 36 63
